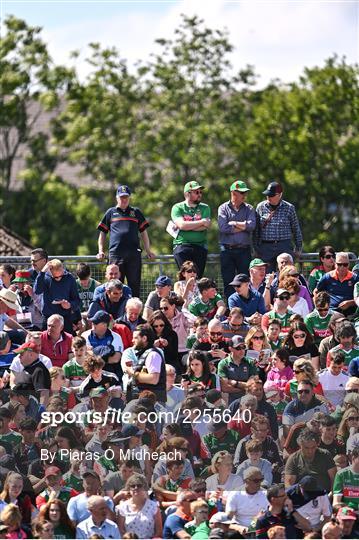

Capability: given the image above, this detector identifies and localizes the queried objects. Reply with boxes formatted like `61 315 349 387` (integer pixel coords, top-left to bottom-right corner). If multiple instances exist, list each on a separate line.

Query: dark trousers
110 250 142 298
173 244 208 278
257 240 293 273
220 246 252 300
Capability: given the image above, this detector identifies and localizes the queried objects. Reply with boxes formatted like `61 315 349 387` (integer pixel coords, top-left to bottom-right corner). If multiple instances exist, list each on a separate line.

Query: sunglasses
277 295 290 300
294 369 304 374
336 262 349 267
129 484 144 489
293 333 306 339
160 306 169 311
186 269 197 273
348 416 359 421
289 292 296 296
346 388 359 393
191 190 203 195
153 324 165 328
210 332 222 336
233 345 246 350
298 389 310 394
323 254 335 259
31 257 45 263
253 335 264 340
318 307 329 312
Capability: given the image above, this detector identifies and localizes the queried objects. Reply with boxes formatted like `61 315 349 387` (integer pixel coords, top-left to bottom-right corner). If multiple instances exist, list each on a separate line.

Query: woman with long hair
116 473 162 539
308 245 336 293
0 472 34 527
148 310 179 372
283 321 319 370
278 265 313 311
284 358 323 399
37 499 75 539
337 407 359 445
181 350 218 391
245 326 271 382
159 295 192 366
0 264 16 289
0 503 27 539
264 348 293 396
205 451 242 492
173 261 199 307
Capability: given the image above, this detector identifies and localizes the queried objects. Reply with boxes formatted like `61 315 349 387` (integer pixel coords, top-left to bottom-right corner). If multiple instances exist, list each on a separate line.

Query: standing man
29 248 48 282
255 182 303 272
218 180 256 298
97 185 155 297
171 181 211 278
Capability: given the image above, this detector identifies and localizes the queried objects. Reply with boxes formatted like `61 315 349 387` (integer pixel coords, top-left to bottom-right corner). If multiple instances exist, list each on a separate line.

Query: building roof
0 226 33 256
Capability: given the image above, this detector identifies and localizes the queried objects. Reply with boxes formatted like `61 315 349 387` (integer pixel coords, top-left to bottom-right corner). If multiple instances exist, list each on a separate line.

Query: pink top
265 366 293 394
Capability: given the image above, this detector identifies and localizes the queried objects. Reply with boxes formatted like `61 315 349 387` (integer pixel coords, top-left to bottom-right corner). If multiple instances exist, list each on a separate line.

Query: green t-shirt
63 358 87 386
188 293 223 319
203 429 240 457
190 373 217 389
63 471 83 492
217 356 257 381
171 201 211 246
0 430 22 447
54 523 74 539
329 345 359 367
305 310 333 344
264 310 293 336
76 278 100 311
333 466 359 509
308 267 326 293
192 522 211 539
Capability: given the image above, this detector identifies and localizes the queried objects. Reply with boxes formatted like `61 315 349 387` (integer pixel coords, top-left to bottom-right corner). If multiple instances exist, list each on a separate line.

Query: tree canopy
1 14 358 254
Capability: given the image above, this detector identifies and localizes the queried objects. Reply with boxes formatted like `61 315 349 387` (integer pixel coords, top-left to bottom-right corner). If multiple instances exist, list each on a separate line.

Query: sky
1 0 358 87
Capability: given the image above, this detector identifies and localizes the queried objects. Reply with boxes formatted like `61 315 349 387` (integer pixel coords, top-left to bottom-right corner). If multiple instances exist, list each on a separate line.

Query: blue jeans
220 246 252 300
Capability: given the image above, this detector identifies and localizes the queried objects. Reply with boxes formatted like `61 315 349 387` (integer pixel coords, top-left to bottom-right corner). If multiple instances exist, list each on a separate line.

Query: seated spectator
0 503 27 539
249 258 276 310
10 342 51 406
286 475 331 533
228 393 258 437
143 275 173 321
185 499 210 539
87 279 128 321
36 466 78 509
217 335 257 404
34 259 80 335
0 289 28 343
308 246 336 294
316 252 359 315
337 407 359 446
264 348 293 396
284 428 336 493
165 364 185 413
236 440 273 487
0 331 16 377
333 446 359 509
283 379 329 438
327 321 359 370
188 278 226 321
319 415 345 455
205 451 242 493
0 472 34 528
12 270 43 331
284 358 324 401
234 414 282 474
40 314 72 368
0 264 16 289
75 262 101 316
305 292 335 345
182 350 219 392
283 321 320 370
92 263 132 303
244 327 272 381
318 312 345 369
336 506 359 539
67 471 114 525
186 316 208 350
256 483 307 538
203 419 240 458
8 384 45 423
191 319 230 366
78 355 119 398
318 350 348 407
262 289 293 337
153 458 192 507
173 261 199 308
277 265 313 311
163 490 197 539
75 495 120 539
63 336 87 389
221 307 250 340
82 310 123 373
37 498 75 539
114 297 145 333
228 274 266 323
225 466 268 534
282 276 310 318
266 318 283 351
117 473 162 538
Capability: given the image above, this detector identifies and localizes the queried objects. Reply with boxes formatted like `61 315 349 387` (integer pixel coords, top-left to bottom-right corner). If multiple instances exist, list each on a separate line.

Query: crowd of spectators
0 181 358 539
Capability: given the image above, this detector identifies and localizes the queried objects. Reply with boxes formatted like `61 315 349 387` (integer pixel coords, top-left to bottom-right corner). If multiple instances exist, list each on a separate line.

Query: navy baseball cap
155 275 172 287
116 185 131 197
263 181 283 196
229 274 250 287
90 310 111 325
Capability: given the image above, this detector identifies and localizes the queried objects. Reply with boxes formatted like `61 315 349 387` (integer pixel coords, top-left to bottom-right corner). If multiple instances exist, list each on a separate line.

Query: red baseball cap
14 342 38 354
337 507 357 520
44 466 62 478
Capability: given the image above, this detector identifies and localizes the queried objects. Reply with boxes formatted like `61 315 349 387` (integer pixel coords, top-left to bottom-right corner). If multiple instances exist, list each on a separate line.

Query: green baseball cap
249 258 267 269
184 181 205 193
230 180 250 192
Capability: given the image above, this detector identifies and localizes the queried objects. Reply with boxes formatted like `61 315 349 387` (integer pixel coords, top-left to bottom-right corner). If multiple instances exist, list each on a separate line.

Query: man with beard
126 324 166 404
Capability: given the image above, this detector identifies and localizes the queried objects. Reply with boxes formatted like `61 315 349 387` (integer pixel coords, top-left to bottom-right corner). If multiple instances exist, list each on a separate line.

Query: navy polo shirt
98 205 149 256
316 270 359 308
228 286 266 316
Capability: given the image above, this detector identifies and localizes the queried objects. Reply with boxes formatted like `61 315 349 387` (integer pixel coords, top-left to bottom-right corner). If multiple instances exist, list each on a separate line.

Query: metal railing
1 252 357 301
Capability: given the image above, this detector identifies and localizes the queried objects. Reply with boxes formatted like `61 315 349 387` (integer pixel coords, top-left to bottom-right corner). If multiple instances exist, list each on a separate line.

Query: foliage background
1 15 358 255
